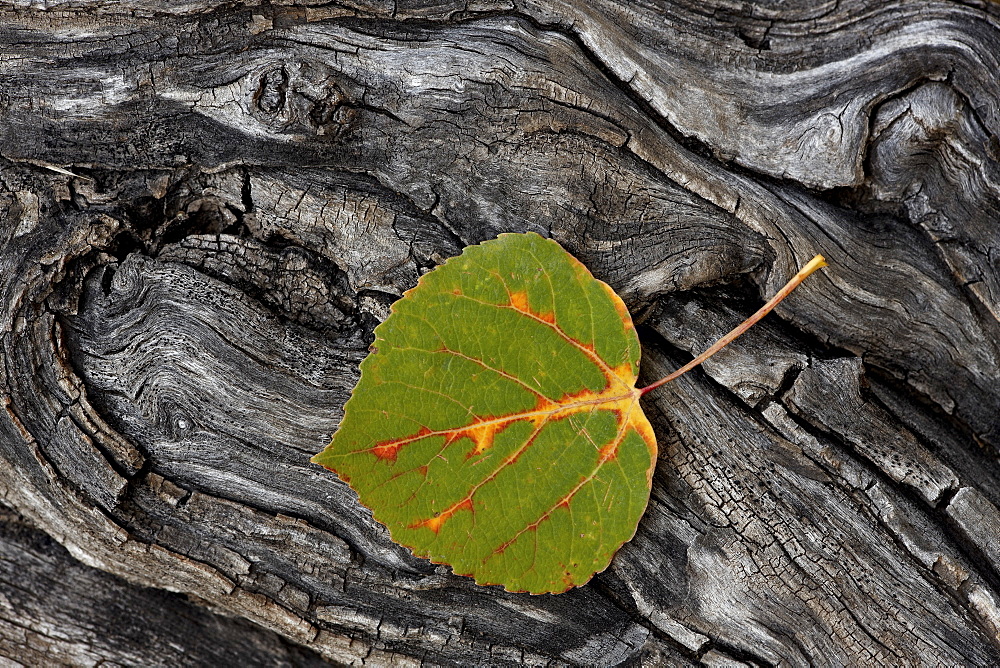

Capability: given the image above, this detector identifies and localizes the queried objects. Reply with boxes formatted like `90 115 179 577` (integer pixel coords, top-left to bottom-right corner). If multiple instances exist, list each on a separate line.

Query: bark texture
1 1 999 665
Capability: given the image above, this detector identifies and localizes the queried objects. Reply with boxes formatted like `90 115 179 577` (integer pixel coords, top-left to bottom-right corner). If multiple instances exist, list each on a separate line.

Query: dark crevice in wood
776 389 1000 621
0 501 331 666
509 11 728 168
865 365 1000 501
643 317 1000 653
826 74 1000 349
653 274 858 368
3 1 999 664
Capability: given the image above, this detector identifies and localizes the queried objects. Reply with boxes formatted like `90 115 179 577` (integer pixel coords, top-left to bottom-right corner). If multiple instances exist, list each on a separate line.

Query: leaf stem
638 254 828 396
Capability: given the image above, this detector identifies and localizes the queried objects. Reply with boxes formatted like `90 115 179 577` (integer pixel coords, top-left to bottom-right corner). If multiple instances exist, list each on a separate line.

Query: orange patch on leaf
373 442 403 462
529 395 558 425
411 498 474 533
508 290 556 324
447 395 562 457
509 290 530 312
451 419 504 457
598 440 618 460
371 361 641 465
545 362 638 417
373 427 431 462
609 361 636 389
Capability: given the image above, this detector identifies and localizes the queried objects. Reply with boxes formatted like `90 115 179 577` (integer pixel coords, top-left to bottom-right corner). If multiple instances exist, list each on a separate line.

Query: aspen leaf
312 232 826 594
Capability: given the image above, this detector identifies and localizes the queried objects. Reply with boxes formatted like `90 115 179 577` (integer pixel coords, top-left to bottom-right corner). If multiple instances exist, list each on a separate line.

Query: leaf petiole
639 254 828 396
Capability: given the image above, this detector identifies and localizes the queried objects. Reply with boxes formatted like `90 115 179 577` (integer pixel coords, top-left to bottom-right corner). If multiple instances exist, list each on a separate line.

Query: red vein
338 390 636 458
409 414 553 532
532 248 598 359
486 398 640 560
453 291 630 392
489 267 611 381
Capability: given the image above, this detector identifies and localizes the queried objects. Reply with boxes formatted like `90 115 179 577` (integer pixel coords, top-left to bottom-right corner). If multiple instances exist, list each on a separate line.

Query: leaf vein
486 397 640 562
392 344 547 400
452 290 627 391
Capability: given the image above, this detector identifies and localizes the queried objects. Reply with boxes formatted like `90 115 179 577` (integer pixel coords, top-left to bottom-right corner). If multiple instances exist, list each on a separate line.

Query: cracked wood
1 0 999 665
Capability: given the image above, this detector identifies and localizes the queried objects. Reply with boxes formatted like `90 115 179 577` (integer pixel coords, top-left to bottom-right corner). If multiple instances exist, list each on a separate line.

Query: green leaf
312 232 656 594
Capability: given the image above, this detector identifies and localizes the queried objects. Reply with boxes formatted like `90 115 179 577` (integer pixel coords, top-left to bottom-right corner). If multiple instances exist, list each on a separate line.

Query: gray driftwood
2 1 1000 665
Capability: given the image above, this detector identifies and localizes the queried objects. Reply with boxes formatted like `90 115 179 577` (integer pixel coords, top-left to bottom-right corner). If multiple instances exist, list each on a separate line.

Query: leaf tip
309 448 330 466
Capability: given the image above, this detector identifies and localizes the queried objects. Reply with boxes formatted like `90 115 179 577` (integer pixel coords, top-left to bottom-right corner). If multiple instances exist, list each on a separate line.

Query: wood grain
1 0 998 664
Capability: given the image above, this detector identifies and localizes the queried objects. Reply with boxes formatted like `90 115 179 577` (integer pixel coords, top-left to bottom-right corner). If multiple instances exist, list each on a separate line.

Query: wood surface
1 0 999 665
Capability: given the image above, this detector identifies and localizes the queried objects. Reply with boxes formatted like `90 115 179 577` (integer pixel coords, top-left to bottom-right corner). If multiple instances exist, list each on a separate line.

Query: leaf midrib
342 387 640 458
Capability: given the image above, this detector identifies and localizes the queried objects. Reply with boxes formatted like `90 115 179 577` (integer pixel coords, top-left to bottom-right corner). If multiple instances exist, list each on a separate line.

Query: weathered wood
1 0 999 665
0 504 330 667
